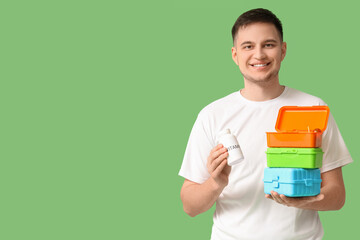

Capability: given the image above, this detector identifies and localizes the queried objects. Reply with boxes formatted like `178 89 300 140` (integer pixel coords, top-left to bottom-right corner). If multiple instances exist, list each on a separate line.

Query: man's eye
244 45 252 49
265 44 274 47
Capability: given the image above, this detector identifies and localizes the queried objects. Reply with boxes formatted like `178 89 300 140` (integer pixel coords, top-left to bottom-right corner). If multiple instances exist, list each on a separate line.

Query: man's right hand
180 144 232 217
207 144 231 189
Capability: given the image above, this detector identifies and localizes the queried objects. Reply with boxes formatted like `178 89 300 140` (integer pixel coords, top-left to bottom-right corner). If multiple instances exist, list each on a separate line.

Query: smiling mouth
250 62 270 67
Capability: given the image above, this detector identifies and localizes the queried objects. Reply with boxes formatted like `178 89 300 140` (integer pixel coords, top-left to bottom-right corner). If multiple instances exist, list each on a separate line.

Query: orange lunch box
266 106 330 148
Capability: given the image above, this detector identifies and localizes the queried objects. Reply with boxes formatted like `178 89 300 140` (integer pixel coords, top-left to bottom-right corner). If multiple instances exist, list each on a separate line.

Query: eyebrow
240 41 253 46
264 39 278 43
240 39 278 46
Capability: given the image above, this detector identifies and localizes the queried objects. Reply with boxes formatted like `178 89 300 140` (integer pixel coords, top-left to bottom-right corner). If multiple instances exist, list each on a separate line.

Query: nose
254 46 266 59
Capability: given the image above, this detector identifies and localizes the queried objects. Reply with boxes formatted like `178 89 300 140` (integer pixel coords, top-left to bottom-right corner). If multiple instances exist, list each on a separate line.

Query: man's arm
266 167 346 210
180 144 231 217
181 178 224 217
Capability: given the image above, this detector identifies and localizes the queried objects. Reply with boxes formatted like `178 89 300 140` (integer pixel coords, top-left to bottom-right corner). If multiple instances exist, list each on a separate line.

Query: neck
240 80 285 102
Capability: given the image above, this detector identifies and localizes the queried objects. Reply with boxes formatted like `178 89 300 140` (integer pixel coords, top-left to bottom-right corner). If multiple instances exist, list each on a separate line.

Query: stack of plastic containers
263 106 330 197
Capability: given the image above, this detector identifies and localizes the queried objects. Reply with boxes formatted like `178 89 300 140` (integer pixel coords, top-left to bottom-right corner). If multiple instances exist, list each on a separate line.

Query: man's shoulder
284 87 327 105
198 91 239 116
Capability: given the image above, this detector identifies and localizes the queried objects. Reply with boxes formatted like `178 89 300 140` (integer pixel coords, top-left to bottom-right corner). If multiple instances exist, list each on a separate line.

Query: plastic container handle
282 149 298 154
304 179 313 186
272 176 279 188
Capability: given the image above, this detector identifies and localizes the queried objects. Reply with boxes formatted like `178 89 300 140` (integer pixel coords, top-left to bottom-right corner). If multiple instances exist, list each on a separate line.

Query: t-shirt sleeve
320 112 353 173
178 110 214 184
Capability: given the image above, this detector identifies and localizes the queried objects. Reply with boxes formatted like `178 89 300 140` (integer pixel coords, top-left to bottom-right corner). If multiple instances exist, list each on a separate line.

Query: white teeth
253 63 268 67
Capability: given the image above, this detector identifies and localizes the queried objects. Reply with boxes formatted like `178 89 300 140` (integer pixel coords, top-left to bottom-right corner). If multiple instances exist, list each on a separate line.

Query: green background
0 0 359 239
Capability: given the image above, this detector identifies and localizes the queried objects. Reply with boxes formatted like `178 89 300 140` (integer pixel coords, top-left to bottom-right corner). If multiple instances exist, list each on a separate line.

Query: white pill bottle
217 129 244 166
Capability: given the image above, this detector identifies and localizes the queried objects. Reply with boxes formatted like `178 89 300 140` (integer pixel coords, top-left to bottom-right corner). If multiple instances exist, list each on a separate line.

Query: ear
281 42 287 61
231 46 239 65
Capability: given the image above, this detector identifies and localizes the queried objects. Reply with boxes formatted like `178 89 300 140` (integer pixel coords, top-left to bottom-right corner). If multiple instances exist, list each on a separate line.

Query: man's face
231 22 287 84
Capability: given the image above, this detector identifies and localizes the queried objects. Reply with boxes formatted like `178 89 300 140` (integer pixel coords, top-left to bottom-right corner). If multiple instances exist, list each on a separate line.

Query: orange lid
275 106 330 132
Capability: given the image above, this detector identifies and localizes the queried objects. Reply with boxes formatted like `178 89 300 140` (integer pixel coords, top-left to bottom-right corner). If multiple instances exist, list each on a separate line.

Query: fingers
206 145 232 188
269 191 292 206
265 192 283 204
265 194 273 200
315 194 324 201
209 153 228 174
207 145 228 173
210 144 223 155
212 159 228 177
208 145 227 162
267 191 325 208
270 191 287 205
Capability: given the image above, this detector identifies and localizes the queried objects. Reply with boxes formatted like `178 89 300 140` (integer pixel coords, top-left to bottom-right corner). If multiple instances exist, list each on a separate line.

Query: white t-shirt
179 86 353 240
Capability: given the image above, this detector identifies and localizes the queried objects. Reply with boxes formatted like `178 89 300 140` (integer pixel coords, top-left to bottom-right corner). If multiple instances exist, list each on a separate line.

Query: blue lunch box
263 168 322 197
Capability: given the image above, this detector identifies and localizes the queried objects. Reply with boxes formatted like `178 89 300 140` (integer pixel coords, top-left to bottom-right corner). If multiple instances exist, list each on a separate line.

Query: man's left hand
265 191 324 208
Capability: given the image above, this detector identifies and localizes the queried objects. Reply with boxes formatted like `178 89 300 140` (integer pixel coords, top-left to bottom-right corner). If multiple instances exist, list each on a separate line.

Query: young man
179 8 353 240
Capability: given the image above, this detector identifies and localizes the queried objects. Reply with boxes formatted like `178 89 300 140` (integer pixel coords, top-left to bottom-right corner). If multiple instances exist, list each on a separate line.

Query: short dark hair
231 8 283 45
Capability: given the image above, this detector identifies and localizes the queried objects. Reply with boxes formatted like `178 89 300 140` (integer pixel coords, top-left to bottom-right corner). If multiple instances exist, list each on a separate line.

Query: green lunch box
266 147 323 168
